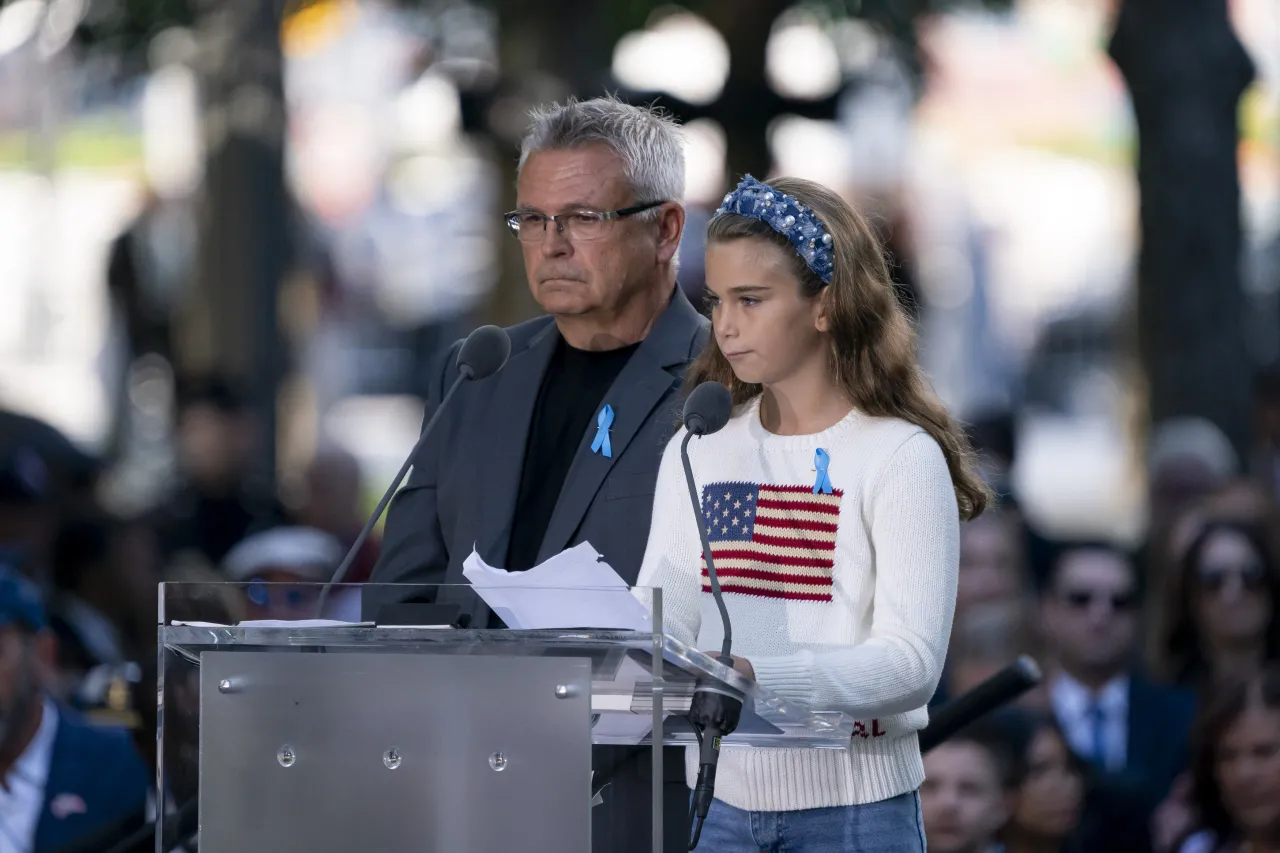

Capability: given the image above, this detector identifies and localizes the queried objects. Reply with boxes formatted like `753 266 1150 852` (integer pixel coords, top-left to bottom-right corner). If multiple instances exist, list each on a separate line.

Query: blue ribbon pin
591 404 615 458
813 448 833 494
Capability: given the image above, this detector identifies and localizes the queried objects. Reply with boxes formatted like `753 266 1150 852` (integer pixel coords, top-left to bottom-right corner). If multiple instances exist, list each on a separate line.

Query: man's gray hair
518 95 685 208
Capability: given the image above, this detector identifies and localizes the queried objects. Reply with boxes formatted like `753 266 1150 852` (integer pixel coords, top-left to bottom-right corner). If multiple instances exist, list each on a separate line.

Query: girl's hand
704 651 755 681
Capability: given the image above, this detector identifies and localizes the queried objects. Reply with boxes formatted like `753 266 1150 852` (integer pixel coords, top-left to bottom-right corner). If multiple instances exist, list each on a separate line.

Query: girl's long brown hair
688 176 991 521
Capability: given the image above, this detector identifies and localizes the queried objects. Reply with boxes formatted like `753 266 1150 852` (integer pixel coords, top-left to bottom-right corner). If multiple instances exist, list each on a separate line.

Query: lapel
1124 674 1151 773
34 707 73 853
535 289 702 563
477 319 559 565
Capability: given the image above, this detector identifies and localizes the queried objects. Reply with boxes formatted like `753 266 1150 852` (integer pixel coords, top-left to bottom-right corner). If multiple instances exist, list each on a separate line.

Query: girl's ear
813 293 832 333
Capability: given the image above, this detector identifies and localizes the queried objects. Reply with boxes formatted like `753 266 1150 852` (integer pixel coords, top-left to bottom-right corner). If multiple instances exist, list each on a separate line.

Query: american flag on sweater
699 481 842 602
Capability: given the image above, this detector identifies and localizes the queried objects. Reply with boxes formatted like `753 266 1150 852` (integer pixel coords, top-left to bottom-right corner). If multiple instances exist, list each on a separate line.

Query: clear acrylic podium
158 582 856 852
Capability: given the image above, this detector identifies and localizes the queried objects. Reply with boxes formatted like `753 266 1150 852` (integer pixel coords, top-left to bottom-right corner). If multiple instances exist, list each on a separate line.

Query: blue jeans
693 791 926 853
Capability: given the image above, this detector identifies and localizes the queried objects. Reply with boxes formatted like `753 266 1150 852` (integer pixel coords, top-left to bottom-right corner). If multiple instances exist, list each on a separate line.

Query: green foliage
0 118 143 170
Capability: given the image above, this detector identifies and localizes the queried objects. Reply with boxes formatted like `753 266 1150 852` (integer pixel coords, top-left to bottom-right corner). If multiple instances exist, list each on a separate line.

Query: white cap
222 526 344 582
1148 417 1239 482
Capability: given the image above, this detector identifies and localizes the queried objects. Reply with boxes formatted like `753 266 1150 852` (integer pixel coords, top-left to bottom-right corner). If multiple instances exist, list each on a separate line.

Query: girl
636 175 989 852
996 713 1087 853
1176 664 1280 853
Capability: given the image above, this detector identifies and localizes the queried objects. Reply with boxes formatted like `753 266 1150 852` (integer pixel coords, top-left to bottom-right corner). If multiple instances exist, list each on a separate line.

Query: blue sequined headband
714 175 835 285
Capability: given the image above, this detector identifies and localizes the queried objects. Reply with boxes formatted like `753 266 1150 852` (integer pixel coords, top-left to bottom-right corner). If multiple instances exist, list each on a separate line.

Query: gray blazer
372 287 709 623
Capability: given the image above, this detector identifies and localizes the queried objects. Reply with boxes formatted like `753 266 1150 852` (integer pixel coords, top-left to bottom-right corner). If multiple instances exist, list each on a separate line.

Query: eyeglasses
1061 589 1136 613
503 201 667 243
1196 562 1267 593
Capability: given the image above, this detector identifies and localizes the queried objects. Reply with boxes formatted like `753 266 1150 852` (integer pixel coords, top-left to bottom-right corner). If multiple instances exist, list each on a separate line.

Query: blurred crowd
0 375 385 846
920 381 1280 853
2 361 1280 850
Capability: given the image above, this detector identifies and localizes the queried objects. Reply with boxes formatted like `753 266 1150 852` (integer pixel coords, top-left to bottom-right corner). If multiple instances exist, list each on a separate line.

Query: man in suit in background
1040 544 1197 815
0 564 150 853
373 94 707 852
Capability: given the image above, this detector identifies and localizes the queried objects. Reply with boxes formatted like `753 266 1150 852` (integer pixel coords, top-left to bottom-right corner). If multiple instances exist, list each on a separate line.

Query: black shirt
505 338 640 572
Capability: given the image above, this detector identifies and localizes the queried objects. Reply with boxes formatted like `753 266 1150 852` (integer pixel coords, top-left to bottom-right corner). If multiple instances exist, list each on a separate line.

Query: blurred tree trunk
177 0 290 497
1109 0 1255 460
699 0 793 180
484 0 615 327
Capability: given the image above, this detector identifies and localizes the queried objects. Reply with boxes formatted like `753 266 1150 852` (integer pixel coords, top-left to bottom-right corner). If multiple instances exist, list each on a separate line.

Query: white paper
169 620 372 628
236 619 374 628
461 542 653 631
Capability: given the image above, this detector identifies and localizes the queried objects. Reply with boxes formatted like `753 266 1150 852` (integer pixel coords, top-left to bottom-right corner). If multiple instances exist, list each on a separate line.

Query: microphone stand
680 430 744 850
681 432 732 662
314 366 471 617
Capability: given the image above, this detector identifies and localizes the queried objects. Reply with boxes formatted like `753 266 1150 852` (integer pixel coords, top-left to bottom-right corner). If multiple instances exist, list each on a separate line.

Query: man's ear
654 202 686 266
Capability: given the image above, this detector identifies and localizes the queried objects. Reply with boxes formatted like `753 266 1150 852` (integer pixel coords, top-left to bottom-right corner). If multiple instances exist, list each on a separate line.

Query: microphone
314 325 511 616
678 381 738 850
918 655 1042 754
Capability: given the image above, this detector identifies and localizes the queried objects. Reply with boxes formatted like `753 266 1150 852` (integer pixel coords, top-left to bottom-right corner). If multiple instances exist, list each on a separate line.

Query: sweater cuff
747 650 816 705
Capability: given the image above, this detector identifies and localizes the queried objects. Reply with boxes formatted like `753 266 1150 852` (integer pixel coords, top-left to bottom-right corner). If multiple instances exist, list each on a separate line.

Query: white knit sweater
635 396 960 812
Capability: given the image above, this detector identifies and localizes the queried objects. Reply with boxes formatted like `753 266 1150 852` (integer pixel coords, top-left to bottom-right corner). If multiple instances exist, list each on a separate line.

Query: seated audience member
940 601 1049 711
295 445 380 583
48 515 132 676
0 444 58 584
0 564 150 853
222 525 345 620
1175 664 1280 853
1040 544 1196 813
996 710 1151 853
1151 512 1279 690
996 712 1086 853
958 509 1031 619
922 718 1017 853
1141 419 1240 605
1147 418 1238 537
1205 480 1273 521
151 377 292 567
931 508 1036 707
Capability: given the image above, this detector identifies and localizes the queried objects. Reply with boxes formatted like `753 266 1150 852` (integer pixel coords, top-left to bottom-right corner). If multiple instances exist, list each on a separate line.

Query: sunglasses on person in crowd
246 581 320 610
1061 588 1136 613
1195 562 1267 594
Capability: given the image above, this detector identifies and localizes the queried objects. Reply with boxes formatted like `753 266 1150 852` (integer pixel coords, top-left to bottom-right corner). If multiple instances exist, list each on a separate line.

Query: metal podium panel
199 651 592 853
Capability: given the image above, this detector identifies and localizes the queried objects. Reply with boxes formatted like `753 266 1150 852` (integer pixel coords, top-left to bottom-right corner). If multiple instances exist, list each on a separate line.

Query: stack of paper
462 542 653 631
170 620 372 628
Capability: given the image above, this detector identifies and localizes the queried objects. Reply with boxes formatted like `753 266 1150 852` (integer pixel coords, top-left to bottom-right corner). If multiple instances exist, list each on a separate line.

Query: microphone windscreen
456 325 511 379
683 382 733 436
919 655 1042 754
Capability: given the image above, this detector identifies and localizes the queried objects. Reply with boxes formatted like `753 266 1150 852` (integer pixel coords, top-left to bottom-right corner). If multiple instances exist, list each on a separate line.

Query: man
373 95 707 852
1147 417 1237 532
0 442 61 586
48 514 133 686
938 601 1049 712
1039 544 1196 813
296 445 380 583
0 563 151 852
150 377 292 567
